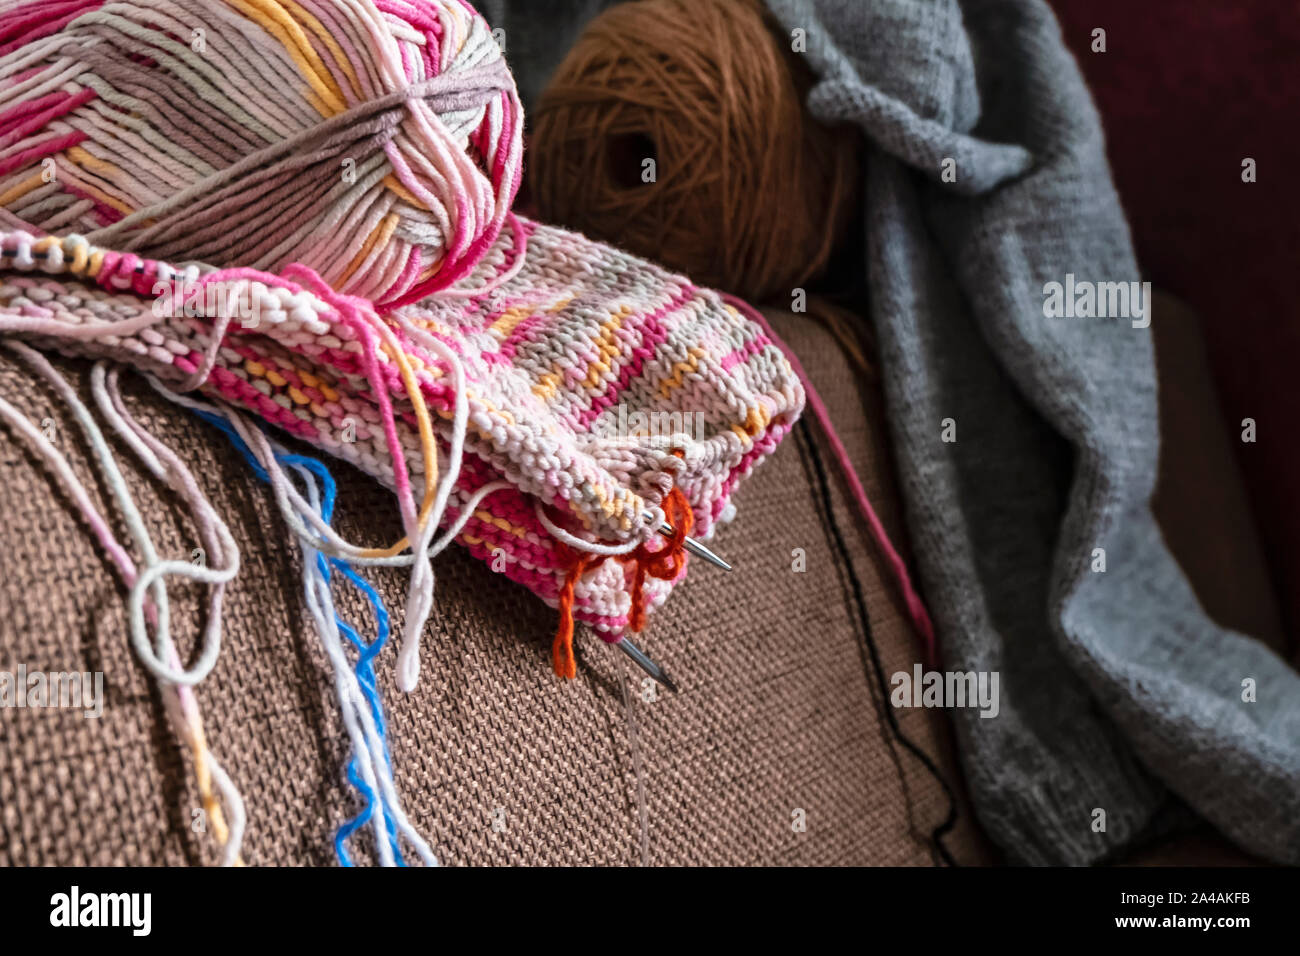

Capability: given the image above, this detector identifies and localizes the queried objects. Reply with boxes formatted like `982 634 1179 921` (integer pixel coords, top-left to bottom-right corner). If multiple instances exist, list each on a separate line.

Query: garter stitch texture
0 226 802 651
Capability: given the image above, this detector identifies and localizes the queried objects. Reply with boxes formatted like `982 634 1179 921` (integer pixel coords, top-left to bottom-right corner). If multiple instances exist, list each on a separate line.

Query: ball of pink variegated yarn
0 0 522 308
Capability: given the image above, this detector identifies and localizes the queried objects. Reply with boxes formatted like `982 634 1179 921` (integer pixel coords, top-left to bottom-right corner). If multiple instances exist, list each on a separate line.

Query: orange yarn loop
553 545 596 680
621 486 693 633
550 486 696 679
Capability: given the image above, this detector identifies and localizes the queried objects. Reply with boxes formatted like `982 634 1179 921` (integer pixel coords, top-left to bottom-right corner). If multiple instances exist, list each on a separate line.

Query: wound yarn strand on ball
0 0 523 309
530 0 859 303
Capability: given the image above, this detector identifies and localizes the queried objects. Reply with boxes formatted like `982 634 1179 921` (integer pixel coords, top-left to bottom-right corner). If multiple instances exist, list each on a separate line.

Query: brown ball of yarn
530 0 859 303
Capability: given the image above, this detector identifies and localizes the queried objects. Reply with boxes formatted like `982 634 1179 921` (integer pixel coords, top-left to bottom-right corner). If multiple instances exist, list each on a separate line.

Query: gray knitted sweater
761 0 1300 865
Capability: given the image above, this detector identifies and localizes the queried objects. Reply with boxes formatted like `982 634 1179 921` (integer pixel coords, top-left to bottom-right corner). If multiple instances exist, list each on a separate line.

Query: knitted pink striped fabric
0 221 804 642
0 0 804 677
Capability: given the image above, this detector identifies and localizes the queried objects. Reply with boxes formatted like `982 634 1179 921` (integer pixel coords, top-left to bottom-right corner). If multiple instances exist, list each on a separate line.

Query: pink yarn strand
728 294 938 666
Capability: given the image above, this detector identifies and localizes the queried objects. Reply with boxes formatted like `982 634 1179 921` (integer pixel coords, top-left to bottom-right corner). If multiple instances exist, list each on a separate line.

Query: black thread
796 417 961 866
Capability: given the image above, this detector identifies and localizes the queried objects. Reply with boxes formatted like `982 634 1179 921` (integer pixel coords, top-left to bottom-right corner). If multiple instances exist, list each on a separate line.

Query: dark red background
1052 1 1300 638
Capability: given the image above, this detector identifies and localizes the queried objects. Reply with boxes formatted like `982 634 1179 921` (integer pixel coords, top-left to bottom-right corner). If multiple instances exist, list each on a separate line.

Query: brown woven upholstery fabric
0 311 989 866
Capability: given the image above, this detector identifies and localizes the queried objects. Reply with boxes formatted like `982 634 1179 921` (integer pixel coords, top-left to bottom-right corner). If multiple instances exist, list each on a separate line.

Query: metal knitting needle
616 636 679 694
642 509 733 571
659 522 733 571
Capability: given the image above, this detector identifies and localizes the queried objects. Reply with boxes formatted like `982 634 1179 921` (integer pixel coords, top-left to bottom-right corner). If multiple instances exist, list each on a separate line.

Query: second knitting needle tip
615 636 679 694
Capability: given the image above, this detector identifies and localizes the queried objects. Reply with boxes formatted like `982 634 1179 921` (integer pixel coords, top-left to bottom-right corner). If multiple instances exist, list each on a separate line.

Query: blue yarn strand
190 408 404 866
